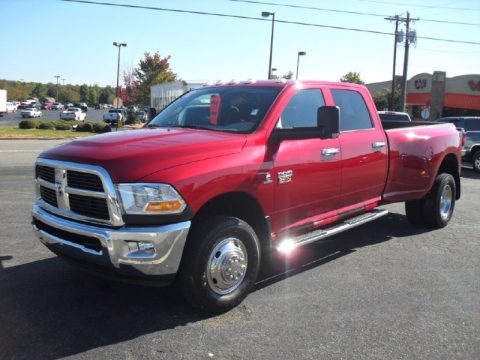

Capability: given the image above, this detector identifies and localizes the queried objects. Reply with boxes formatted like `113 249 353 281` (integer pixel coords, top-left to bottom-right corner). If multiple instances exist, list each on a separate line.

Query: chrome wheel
474 154 480 172
207 237 248 295
439 184 453 221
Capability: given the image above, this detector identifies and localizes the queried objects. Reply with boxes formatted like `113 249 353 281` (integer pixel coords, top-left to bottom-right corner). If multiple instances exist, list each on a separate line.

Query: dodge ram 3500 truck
32 80 462 313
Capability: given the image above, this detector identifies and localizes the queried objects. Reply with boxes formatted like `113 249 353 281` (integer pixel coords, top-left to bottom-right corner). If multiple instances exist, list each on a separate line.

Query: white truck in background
0 90 7 117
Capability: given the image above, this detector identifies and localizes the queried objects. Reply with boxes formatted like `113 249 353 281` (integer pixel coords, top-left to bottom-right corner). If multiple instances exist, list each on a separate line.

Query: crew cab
32 80 462 313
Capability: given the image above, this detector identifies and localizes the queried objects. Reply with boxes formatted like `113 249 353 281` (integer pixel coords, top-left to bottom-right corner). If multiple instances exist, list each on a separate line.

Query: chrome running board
276 209 389 252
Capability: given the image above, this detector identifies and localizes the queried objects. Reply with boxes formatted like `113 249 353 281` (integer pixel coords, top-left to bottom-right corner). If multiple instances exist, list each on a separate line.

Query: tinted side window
331 89 373 131
277 89 325 128
465 119 480 131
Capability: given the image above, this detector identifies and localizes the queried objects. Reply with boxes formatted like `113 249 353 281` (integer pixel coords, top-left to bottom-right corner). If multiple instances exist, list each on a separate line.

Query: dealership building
367 71 480 120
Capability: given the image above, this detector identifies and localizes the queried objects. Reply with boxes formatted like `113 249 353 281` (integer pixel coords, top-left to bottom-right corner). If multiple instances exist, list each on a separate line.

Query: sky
1 0 479 87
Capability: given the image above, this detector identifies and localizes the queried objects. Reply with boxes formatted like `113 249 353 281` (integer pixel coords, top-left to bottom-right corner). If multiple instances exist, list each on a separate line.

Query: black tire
472 150 480 174
405 199 424 225
422 173 456 228
177 216 261 313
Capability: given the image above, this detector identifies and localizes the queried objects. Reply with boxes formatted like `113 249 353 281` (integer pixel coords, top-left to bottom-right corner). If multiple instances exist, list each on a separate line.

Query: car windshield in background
148 86 281 133
379 113 411 121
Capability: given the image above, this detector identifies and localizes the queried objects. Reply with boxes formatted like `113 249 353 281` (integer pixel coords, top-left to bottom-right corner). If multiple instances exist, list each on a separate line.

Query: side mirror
317 106 340 139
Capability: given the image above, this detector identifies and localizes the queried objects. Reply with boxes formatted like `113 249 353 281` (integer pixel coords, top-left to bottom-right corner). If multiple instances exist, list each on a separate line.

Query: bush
18 120 39 129
76 122 94 132
55 124 72 131
38 122 55 130
93 122 111 133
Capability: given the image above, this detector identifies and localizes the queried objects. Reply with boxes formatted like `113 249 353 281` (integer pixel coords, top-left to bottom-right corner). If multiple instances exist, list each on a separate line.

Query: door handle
372 141 386 150
322 148 340 156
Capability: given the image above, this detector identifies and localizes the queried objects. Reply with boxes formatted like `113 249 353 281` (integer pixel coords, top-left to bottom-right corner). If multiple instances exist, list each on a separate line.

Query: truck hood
40 128 247 182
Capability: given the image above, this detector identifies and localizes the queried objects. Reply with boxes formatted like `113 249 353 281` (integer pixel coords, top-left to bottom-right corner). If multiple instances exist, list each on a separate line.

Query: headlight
116 183 186 215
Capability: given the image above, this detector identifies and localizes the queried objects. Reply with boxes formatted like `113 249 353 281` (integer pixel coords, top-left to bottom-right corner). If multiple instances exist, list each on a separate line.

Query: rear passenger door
330 88 388 208
271 88 342 231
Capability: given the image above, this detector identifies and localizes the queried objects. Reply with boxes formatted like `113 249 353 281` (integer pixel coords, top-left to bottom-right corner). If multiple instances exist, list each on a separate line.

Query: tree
132 52 177 105
282 71 294 80
340 71 365 85
79 84 89 102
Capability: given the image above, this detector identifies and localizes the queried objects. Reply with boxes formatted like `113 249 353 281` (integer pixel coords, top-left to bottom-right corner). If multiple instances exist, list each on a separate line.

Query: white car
51 102 64 110
60 107 86 121
6 102 18 113
21 108 42 118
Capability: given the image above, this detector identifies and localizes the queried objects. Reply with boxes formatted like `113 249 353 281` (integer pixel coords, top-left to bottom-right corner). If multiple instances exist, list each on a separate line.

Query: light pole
296 51 306 80
261 12 275 80
113 42 127 100
271 67 277 79
54 75 60 102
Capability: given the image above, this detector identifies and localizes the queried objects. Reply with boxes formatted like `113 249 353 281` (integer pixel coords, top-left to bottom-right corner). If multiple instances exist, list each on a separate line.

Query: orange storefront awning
444 93 480 110
407 92 480 110
407 92 430 105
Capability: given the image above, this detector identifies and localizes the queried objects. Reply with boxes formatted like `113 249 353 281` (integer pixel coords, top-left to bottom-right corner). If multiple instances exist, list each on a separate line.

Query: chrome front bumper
32 204 190 278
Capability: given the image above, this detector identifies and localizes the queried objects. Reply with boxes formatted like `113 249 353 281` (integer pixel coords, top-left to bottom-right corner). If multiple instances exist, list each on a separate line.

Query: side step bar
276 209 389 252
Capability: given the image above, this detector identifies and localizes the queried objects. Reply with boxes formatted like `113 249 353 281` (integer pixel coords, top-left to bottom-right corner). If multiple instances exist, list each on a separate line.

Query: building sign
468 80 480 91
414 78 427 89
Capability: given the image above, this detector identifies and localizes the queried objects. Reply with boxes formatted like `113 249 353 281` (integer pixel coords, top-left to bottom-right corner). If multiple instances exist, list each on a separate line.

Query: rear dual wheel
405 173 456 228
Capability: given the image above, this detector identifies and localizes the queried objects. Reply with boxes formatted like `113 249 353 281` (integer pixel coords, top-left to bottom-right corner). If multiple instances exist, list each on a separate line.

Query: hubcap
206 237 248 295
474 157 480 171
439 184 453 221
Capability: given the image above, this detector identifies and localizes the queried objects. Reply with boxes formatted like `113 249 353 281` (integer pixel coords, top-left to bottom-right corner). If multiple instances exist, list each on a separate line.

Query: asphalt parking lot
0 109 106 126
0 139 479 359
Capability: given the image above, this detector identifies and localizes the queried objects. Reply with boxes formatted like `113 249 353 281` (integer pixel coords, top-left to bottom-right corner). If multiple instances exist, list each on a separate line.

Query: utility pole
385 15 400 110
54 75 60 102
400 12 410 113
386 13 417 112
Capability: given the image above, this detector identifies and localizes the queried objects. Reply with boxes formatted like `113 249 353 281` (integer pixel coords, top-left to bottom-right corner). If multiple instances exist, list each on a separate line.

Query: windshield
147 86 281 133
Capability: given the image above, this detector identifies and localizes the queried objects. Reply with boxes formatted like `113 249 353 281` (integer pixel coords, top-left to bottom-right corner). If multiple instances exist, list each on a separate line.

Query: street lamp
113 42 127 100
54 75 60 101
271 67 277 79
296 51 306 80
261 11 275 80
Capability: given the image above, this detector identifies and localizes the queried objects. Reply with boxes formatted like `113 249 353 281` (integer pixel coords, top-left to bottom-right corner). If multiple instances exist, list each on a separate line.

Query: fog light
277 239 297 254
125 241 156 258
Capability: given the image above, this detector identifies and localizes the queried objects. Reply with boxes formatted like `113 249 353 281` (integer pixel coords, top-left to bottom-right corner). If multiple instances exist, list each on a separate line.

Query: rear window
379 113 411 122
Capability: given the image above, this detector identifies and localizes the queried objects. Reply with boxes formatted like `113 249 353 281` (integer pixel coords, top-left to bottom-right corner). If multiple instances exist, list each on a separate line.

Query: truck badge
278 170 293 184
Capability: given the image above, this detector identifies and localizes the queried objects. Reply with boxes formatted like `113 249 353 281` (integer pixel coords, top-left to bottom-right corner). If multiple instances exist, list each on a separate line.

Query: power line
228 0 480 26
60 0 480 45
353 0 480 12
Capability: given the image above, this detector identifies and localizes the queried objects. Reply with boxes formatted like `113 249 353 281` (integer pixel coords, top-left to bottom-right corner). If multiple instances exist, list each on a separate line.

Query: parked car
51 103 64 110
31 80 462 313
6 102 18 113
21 108 42 118
378 111 412 122
64 102 74 108
60 107 86 121
31 102 42 109
74 102 88 112
438 116 480 173
135 111 147 122
41 102 53 110
103 108 126 124
18 100 35 109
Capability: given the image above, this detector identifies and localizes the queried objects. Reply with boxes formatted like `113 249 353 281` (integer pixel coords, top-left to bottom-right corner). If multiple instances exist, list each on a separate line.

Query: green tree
87 86 98 105
99 86 115 104
340 71 365 84
133 52 177 105
79 84 89 102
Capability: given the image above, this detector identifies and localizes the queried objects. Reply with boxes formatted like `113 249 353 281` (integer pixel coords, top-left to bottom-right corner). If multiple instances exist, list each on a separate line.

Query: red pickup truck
32 80 462 313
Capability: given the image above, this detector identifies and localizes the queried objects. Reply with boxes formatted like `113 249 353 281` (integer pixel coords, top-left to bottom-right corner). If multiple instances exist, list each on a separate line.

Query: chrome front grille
35 159 124 226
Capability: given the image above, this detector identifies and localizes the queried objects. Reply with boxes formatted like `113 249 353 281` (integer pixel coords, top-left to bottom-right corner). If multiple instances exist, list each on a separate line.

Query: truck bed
382 121 461 202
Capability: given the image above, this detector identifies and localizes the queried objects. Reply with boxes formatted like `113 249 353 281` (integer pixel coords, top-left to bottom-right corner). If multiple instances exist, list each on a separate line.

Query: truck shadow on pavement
0 212 431 359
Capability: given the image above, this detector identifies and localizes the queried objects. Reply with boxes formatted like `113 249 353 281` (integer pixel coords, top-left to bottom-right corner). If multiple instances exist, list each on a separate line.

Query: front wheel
472 150 480 174
177 216 261 313
422 173 456 228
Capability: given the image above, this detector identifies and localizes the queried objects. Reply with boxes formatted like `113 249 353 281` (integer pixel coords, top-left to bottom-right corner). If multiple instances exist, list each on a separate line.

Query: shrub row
18 120 111 134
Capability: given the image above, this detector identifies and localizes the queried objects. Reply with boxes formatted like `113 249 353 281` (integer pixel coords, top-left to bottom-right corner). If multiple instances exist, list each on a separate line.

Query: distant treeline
0 80 116 105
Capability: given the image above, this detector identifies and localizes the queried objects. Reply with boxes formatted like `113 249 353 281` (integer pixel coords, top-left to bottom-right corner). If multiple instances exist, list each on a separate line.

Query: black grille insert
67 170 104 192
40 186 57 207
33 219 102 252
36 165 55 183
69 194 109 220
